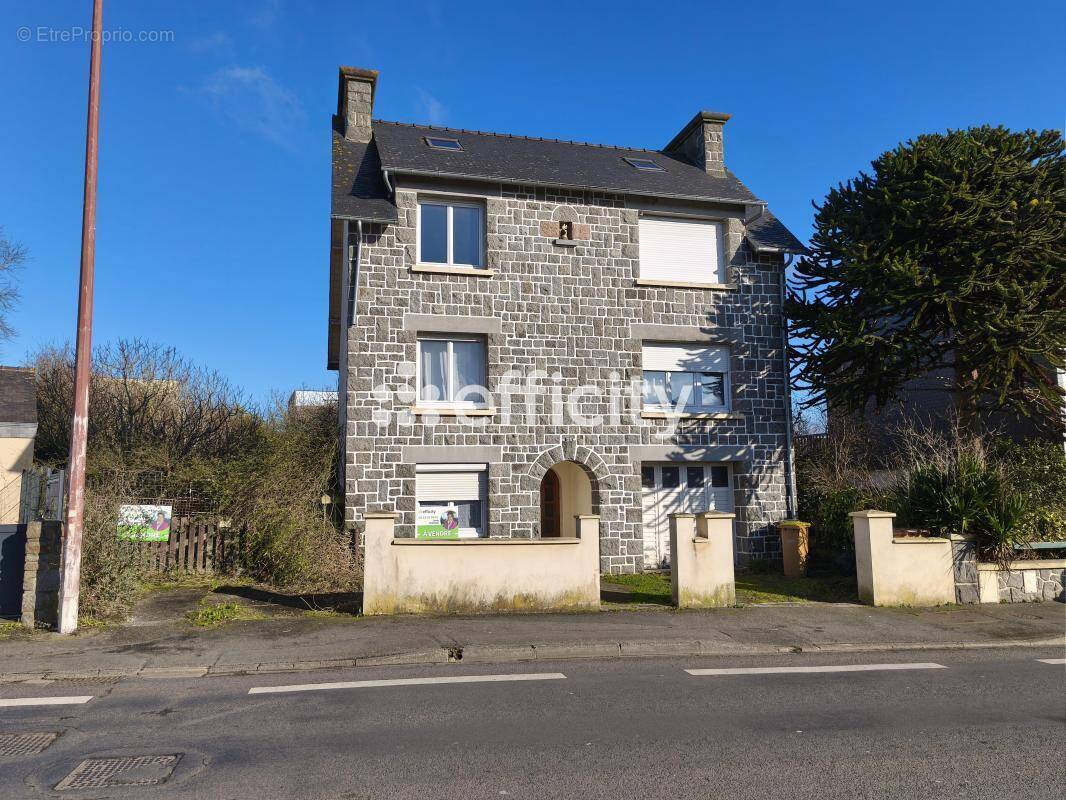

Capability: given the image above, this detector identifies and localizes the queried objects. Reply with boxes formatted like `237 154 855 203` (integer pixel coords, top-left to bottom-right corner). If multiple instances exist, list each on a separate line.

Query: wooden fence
133 517 240 574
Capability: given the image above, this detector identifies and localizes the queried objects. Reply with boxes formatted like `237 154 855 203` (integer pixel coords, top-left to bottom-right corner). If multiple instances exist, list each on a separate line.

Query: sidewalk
1 592 1062 681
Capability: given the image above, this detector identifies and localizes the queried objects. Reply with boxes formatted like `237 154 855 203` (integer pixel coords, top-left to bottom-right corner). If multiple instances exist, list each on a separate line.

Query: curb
1 636 1062 683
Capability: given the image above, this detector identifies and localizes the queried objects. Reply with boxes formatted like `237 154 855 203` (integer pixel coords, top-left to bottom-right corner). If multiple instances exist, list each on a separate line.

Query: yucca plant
894 453 1030 566
973 492 1031 569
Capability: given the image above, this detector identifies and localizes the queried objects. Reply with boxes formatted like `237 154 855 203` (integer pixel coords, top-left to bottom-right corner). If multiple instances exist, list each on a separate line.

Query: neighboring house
830 364 1066 454
288 389 339 411
327 67 806 571
0 367 38 524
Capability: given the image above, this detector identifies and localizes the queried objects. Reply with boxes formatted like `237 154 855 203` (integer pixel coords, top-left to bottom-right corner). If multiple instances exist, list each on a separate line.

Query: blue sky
2 0 1063 404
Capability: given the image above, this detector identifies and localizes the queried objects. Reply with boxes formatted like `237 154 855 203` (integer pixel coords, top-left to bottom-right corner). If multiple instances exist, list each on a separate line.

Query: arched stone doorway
539 461 594 538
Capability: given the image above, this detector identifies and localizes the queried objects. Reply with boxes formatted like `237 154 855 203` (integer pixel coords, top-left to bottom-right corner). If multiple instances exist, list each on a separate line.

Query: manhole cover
55 754 182 790
0 732 60 757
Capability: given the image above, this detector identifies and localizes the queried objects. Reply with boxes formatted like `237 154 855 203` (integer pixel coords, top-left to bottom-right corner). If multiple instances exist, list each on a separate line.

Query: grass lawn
601 569 857 606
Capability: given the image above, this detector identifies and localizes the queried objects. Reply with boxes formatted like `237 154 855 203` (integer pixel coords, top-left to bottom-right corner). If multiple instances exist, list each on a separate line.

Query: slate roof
331 119 398 222
0 366 37 426
744 210 808 255
371 120 761 204
330 118 805 253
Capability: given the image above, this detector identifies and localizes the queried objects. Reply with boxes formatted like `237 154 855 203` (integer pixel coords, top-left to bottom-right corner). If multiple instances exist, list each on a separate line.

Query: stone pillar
576 515 602 603
21 521 62 629
670 512 736 608
949 534 979 604
360 512 398 616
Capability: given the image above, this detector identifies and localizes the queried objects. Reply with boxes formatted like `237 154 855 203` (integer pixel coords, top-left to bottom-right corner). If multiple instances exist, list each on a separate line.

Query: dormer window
424 136 463 151
623 157 665 172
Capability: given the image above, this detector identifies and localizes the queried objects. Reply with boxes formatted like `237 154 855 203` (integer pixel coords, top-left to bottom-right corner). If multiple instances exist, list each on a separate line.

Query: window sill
552 238 579 248
412 263 495 277
635 278 736 290
640 410 745 421
394 537 581 546
410 406 496 417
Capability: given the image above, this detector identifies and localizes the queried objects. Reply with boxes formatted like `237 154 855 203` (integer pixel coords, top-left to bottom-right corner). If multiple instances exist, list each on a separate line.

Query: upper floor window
417 334 488 407
638 215 724 284
418 200 485 268
641 342 729 412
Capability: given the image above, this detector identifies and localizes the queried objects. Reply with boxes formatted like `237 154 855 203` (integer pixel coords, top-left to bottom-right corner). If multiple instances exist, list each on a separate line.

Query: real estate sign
117 504 173 542
415 505 461 540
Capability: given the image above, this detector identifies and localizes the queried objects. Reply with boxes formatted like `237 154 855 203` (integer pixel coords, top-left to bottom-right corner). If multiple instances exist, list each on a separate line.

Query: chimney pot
664 110 730 177
337 66 378 143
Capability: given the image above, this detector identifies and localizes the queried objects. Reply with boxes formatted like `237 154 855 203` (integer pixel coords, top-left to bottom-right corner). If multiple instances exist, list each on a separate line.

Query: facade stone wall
21 520 61 629
995 566 1065 603
342 180 791 573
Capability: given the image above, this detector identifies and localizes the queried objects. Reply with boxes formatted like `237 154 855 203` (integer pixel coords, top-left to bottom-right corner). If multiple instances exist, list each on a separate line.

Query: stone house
327 67 805 572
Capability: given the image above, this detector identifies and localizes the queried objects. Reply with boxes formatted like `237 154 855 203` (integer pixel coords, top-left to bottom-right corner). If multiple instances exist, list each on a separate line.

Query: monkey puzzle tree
788 126 1065 435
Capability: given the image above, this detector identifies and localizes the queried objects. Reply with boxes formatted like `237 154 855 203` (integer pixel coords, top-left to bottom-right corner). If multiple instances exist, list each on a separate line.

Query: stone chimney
337 66 378 143
663 110 730 177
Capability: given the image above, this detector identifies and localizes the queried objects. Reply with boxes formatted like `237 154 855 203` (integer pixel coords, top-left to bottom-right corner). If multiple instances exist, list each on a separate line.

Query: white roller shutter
416 465 486 502
642 343 729 372
639 216 724 283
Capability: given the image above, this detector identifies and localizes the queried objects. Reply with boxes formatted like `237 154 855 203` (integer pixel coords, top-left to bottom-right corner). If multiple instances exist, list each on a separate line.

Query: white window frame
416 199 485 268
416 334 489 409
640 343 731 413
637 214 726 284
641 369 730 412
416 463 488 539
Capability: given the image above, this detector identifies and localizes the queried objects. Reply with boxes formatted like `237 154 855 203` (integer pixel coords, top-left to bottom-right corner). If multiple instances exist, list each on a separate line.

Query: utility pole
58 0 104 634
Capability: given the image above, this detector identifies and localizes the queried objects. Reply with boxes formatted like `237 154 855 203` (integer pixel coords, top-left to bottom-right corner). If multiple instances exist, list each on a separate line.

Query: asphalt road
1 648 1063 800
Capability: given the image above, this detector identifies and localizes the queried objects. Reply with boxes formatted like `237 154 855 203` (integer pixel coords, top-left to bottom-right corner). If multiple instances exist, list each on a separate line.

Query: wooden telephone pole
58 0 104 634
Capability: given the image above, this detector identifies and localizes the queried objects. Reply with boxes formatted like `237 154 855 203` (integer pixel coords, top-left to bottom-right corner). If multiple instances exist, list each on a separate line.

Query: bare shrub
32 339 261 469
225 400 357 591
79 472 146 619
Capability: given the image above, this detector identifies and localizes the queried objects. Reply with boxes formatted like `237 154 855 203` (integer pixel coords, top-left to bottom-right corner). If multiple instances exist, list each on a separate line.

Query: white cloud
188 31 233 56
415 88 448 126
200 66 305 149
249 0 283 31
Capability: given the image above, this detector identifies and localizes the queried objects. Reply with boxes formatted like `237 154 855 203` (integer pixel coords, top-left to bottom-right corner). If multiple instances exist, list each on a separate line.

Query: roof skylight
424 136 463 151
623 157 665 172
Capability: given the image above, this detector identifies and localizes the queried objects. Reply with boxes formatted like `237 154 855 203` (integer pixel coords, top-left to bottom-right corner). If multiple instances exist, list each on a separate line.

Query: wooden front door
540 468 561 537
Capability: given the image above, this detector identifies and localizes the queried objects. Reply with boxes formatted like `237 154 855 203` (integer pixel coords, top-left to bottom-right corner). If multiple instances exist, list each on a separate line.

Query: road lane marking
686 662 946 676
248 672 567 695
0 696 94 708
1036 658 1065 665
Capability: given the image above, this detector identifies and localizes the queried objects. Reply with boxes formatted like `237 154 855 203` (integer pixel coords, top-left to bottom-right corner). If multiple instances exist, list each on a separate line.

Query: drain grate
55 754 182 791
0 732 60 757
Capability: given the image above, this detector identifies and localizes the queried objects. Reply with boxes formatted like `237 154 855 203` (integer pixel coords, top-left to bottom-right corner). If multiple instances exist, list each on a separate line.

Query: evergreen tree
788 126 1065 434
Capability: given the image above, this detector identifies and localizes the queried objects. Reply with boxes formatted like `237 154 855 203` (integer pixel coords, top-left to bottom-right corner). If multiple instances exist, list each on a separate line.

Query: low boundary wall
670 512 735 608
362 513 601 615
851 511 955 606
977 560 1065 603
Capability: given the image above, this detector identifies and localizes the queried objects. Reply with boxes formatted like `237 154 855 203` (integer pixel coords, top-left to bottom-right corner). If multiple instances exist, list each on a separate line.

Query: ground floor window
640 462 734 568
415 464 487 539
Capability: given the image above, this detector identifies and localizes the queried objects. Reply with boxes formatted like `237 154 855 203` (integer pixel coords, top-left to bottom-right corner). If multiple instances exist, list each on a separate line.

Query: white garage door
640 463 733 569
